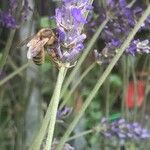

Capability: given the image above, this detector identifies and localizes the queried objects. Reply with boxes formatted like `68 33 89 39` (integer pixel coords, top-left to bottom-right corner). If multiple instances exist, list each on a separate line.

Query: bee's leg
56 45 63 58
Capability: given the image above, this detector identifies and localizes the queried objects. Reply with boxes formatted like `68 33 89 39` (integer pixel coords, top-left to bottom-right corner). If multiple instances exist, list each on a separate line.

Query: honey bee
27 28 59 65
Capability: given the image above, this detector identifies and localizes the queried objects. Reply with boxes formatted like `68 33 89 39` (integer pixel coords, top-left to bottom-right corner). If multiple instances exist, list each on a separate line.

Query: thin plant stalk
105 76 110 118
130 58 138 121
0 62 29 86
29 66 67 150
125 57 130 118
121 56 129 117
29 102 54 150
141 57 150 121
57 6 150 149
67 129 93 142
61 18 109 97
121 55 126 114
67 124 105 142
8 56 23 77
45 66 67 150
60 63 96 109
0 30 16 70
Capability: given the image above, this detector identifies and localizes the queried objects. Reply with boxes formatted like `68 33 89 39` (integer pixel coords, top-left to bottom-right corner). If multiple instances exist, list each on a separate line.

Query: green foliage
39 16 56 28
109 74 122 87
0 0 150 149
0 53 2 61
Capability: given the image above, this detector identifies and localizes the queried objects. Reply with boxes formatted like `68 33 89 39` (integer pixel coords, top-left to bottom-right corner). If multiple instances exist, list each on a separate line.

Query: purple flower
71 8 87 23
0 0 18 28
57 106 73 119
126 42 137 56
88 0 150 64
0 11 17 28
126 39 150 55
110 39 121 47
107 0 115 8
53 0 90 64
141 129 150 139
99 118 150 141
9 0 17 11
103 132 112 137
0 0 30 28
21 0 31 21
117 132 126 139
119 0 127 8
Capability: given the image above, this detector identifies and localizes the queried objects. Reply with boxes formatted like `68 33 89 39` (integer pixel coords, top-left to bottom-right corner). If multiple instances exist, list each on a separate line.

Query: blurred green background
0 0 150 149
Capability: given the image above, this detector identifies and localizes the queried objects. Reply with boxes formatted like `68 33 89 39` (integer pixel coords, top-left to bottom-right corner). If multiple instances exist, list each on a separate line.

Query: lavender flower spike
54 0 90 63
99 117 150 141
90 0 150 64
0 11 17 28
0 0 30 28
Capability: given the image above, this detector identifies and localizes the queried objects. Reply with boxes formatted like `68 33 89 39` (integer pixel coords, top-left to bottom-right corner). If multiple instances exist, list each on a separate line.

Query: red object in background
126 80 146 109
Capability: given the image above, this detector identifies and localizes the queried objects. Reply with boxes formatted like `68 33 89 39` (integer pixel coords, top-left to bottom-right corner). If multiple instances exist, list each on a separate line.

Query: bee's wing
27 38 49 59
16 35 36 49
26 36 40 47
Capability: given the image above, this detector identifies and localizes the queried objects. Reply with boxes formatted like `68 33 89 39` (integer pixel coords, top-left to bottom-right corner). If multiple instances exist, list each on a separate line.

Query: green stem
121 56 126 114
141 57 150 121
0 30 16 70
67 123 105 142
121 56 130 117
67 129 93 142
60 63 96 109
0 63 29 86
105 76 110 118
61 18 109 97
29 67 67 150
130 58 138 121
57 5 150 149
8 56 23 77
45 66 67 150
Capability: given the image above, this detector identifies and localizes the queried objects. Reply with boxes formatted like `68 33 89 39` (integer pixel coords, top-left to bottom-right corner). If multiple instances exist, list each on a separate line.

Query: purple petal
119 0 127 8
0 11 17 28
71 8 87 23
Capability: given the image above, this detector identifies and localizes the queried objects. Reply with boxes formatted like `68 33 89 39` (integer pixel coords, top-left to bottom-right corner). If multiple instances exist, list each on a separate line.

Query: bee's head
38 28 54 39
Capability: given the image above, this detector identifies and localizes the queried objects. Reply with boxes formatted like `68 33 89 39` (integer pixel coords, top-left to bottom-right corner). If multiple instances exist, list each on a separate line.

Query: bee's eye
42 30 52 38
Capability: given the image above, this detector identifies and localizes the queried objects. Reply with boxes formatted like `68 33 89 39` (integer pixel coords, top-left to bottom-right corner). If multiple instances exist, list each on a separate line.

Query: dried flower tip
57 106 73 119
